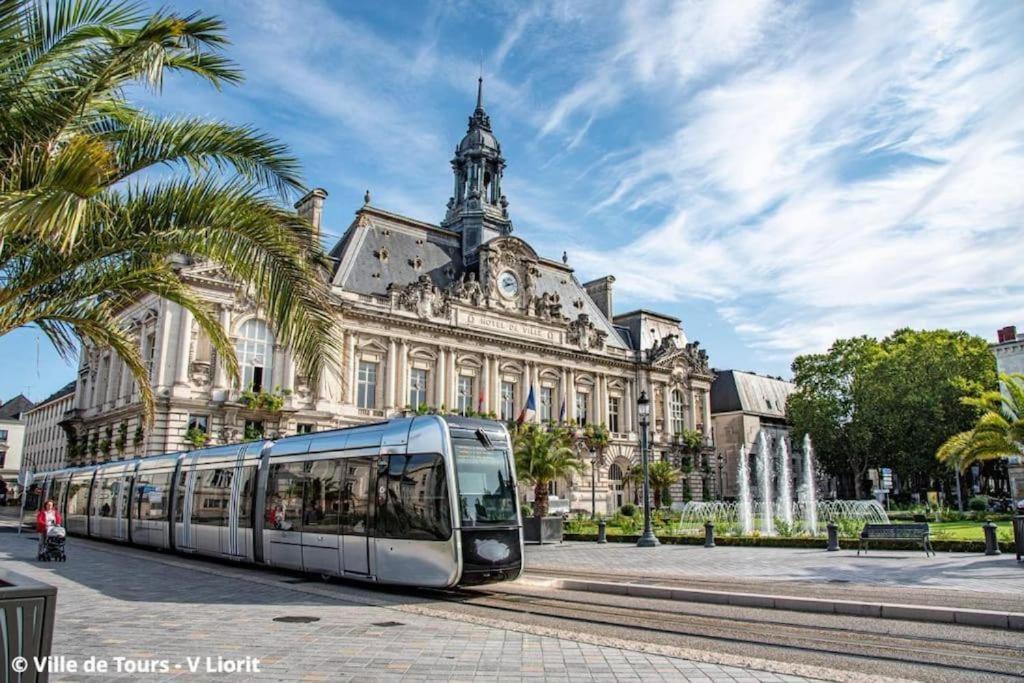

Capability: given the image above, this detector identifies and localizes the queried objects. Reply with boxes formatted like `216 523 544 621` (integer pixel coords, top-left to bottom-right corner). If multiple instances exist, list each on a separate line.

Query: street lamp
590 447 598 520
636 391 659 547
716 453 724 501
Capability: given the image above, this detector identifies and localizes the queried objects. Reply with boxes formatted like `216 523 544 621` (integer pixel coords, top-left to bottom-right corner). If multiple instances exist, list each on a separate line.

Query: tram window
265 462 304 531
174 469 189 522
301 460 341 533
48 479 66 514
67 478 90 516
452 440 517 527
92 477 117 517
339 457 372 535
192 468 231 527
135 472 172 521
237 466 257 529
378 454 451 541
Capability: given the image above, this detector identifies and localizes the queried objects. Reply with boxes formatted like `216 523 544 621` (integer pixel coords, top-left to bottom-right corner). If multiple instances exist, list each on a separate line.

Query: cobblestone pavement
0 527 813 682
524 542 1024 605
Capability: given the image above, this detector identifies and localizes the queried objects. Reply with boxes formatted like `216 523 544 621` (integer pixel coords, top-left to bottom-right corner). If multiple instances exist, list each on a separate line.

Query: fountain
802 433 818 535
737 445 753 535
776 437 793 527
757 430 773 536
676 433 889 537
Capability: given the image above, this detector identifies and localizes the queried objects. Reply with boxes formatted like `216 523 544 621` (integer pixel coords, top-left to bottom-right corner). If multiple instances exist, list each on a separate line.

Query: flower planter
523 516 564 544
0 567 57 682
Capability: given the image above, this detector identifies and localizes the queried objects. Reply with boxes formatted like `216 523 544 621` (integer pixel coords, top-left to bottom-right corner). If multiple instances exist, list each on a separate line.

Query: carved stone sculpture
566 313 607 351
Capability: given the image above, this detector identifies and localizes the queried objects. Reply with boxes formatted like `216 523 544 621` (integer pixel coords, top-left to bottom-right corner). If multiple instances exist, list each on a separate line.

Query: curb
533 576 1024 630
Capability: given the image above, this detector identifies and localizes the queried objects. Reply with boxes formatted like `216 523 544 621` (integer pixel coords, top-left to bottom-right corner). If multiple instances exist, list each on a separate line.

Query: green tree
788 336 881 498
0 0 337 422
937 373 1024 471
648 459 681 509
861 329 996 488
512 423 583 517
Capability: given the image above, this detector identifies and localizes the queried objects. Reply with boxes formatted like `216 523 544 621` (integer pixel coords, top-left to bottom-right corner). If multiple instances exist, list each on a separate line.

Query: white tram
23 416 523 587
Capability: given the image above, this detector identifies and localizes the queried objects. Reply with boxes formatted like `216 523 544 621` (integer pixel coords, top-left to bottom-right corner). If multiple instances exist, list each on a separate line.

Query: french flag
517 386 537 424
558 397 566 423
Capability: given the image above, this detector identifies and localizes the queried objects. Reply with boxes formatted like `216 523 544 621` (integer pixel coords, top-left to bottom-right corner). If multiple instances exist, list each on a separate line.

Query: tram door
299 459 341 575
339 456 373 575
264 461 305 571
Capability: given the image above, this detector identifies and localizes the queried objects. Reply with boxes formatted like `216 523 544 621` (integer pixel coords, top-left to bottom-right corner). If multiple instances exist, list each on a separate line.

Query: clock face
498 271 519 298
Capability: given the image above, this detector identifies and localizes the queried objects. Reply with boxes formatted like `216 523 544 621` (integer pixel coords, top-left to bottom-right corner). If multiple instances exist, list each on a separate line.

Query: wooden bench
858 523 934 557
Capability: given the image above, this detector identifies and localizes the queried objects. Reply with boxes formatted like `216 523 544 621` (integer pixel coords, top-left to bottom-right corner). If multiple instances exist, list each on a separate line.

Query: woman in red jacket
36 499 61 556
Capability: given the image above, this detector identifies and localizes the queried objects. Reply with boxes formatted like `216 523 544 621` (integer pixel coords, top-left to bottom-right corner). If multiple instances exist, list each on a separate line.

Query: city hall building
62 82 714 513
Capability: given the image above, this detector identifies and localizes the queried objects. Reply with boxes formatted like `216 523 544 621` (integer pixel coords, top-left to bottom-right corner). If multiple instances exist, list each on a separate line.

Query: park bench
858 523 934 557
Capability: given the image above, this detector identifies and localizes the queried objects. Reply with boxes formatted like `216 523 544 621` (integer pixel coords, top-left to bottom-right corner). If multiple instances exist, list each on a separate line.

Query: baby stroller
38 525 67 562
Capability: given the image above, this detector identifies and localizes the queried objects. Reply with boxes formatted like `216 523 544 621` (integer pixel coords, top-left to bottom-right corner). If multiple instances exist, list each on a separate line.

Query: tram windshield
453 440 518 527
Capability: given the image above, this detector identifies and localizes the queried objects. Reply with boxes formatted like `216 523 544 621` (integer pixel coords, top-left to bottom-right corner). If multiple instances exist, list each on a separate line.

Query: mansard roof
0 394 34 420
328 205 628 351
711 369 794 419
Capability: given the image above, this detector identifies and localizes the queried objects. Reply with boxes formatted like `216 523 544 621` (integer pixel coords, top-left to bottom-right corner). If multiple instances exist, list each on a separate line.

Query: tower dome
442 77 512 258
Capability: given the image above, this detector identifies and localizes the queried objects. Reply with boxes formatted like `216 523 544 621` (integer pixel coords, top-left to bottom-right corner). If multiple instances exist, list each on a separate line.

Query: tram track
425 584 1024 681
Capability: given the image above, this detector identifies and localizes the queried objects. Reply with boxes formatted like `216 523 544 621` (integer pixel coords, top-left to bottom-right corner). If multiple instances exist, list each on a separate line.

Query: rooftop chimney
583 275 615 320
997 325 1018 343
294 187 328 236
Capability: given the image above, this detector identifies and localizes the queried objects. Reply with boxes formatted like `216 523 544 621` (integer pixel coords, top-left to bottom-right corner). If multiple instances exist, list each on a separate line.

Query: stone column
283 352 296 395
531 364 540 422
213 306 232 392
597 375 607 426
104 354 119 407
435 348 446 408
492 358 501 414
154 301 174 388
173 306 193 386
520 361 531 410
119 352 132 403
662 382 672 439
624 379 634 434
689 388 698 430
347 334 358 404
385 340 397 410
560 368 568 422
702 389 711 435
481 356 491 413
396 340 408 409
567 369 576 423
448 347 458 408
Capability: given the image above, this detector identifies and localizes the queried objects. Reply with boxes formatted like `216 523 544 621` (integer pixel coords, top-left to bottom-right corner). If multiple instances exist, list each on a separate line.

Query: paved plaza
0 524 814 682
523 541 1024 611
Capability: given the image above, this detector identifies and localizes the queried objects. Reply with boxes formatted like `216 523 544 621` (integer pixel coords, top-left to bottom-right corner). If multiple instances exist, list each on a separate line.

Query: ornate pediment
566 313 608 352
387 275 451 320
650 335 711 375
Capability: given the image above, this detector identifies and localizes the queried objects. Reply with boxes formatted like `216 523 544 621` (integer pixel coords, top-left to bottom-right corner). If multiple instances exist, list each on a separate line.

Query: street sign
880 467 893 491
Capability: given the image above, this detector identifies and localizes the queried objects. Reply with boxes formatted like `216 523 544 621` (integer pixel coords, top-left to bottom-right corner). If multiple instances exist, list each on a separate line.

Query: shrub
619 503 636 517
520 502 533 518
968 495 989 512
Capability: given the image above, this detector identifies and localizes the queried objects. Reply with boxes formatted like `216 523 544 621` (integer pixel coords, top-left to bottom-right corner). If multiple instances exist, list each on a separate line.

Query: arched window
236 319 274 392
670 389 685 436
608 463 623 482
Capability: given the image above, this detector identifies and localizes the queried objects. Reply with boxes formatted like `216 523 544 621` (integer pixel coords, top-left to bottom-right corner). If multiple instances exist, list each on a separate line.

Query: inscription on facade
458 310 563 344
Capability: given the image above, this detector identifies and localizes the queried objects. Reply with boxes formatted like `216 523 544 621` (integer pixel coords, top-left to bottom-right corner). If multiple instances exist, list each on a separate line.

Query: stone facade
710 370 796 500
66 81 715 514
21 381 76 475
992 325 1024 499
0 394 33 489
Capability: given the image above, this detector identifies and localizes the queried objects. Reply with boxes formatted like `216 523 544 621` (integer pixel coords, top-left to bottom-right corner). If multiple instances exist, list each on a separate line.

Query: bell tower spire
442 76 512 259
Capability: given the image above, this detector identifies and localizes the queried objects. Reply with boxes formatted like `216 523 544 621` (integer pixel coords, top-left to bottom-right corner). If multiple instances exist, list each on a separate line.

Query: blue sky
3 0 1024 402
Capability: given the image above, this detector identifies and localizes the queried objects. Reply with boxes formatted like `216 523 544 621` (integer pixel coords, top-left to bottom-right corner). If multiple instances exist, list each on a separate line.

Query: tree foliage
788 329 995 497
0 0 338 421
512 422 582 517
937 373 1024 471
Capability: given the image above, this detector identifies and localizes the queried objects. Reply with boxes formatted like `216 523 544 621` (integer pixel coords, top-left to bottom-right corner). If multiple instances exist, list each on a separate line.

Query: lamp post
716 453 724 501
636 391 659 547
590 447 598 520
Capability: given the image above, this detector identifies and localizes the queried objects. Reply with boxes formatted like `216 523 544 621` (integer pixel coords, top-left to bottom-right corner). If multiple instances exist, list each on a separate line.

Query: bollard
597 519 607 544
704 521 715 548
983 521 1001 556
826 522 840 551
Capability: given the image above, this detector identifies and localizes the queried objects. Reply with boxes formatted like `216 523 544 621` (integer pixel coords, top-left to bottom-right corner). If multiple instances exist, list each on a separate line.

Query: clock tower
441 78 513 260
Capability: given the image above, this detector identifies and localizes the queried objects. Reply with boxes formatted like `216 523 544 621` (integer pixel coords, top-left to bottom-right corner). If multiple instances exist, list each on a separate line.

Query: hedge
562 533 1014 553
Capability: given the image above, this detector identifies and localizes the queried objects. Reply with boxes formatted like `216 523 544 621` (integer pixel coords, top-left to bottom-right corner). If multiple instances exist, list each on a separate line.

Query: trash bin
1013 516 1024 562
0 567 58 682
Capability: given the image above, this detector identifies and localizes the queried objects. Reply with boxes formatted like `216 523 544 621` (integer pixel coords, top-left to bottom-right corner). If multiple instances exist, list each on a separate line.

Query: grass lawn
928 520 1012 541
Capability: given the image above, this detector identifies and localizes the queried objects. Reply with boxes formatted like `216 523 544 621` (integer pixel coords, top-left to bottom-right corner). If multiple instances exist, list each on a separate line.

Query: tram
21 415 523 587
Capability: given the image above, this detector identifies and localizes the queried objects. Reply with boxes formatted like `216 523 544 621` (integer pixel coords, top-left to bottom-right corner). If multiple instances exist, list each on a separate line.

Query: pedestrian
36 499 61 558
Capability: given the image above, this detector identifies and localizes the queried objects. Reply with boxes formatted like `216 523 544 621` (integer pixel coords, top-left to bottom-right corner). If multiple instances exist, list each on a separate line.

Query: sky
3 0 1024 403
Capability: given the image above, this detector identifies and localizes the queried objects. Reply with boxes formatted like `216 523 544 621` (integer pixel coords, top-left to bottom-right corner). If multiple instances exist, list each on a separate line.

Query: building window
0 429 7 441
357 361 378 409
236 319 274 392
408 368 428 409
457 375 473 415
575 392 588 427
670 389 685 435
187 414 208 434
539 387 553 422
500 381 515 422
144 330 157 381
608 396 620 433
296 423 315 435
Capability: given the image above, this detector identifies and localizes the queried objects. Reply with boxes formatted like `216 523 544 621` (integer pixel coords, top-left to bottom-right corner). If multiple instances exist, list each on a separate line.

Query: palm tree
648 459 682 509
937 373 1024 471
0 0 337 421
512 423 583 517
622 462 643 505
580 423 610 464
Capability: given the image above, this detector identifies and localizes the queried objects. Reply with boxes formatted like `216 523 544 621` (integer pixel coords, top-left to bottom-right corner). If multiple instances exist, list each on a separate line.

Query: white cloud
573 0 1024 360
